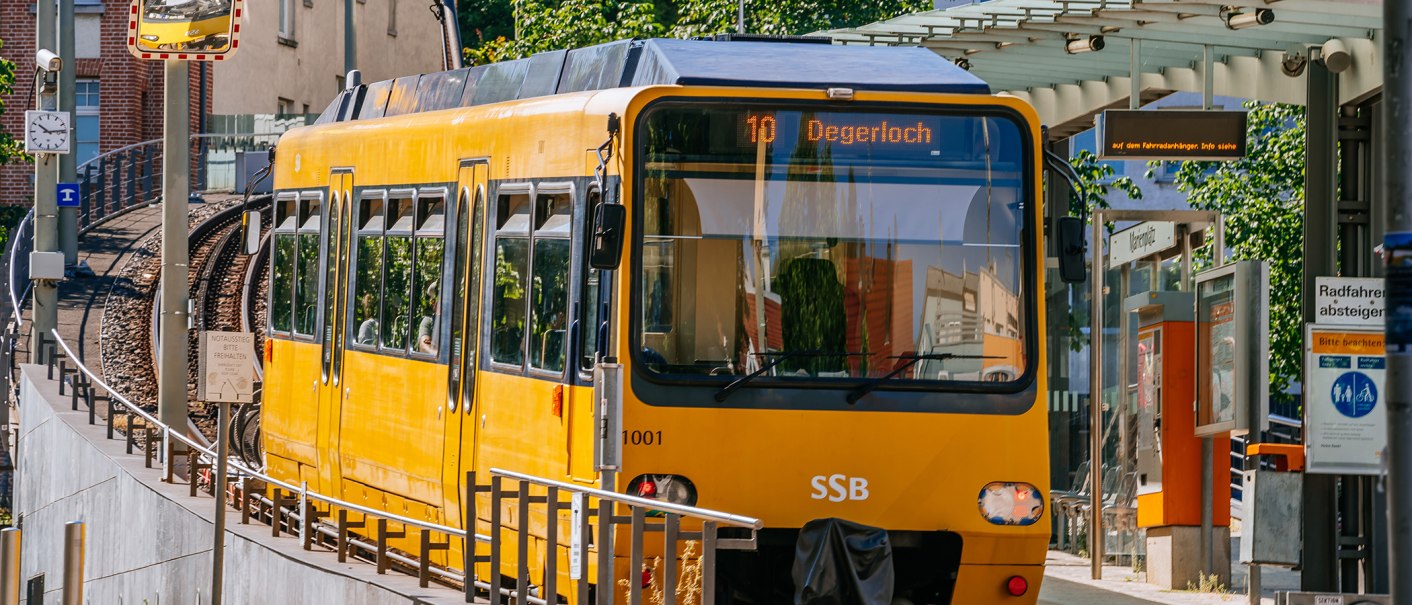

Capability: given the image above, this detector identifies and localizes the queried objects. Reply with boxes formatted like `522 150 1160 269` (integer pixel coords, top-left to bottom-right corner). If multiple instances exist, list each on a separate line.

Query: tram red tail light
1005 575 1028 596
626 474 697 507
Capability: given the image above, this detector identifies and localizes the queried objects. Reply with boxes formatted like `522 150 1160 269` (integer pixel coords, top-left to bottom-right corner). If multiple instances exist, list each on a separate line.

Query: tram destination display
1099 110 1247 160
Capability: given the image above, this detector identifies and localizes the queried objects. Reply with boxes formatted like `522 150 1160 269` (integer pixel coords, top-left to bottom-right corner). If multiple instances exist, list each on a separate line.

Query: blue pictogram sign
1331 371 1378 418
56 182 80 208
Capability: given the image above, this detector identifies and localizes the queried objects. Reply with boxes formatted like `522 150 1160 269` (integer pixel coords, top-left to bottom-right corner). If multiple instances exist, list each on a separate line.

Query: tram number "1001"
623 430 663 446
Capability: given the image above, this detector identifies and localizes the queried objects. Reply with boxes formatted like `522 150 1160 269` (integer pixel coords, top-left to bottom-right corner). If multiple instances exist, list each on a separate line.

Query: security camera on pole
124 2 243 604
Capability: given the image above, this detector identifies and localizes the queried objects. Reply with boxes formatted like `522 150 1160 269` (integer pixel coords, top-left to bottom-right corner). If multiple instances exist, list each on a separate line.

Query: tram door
446 161 489 532
317 170 354 498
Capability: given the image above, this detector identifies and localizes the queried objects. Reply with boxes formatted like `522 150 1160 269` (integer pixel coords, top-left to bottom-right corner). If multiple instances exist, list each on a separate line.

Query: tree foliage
462 0 931 65
0 38 27 167
1163 102 1305 395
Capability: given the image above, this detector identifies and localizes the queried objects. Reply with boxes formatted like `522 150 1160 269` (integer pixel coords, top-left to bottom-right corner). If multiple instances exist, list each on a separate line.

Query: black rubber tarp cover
791 518 894 605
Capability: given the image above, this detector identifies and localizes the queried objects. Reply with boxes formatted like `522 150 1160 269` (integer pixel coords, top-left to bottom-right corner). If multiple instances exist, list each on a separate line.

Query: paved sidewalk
1040 549 1300 605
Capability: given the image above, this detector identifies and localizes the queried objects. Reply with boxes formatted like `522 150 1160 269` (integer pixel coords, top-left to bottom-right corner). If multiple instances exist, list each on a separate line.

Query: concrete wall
16 364 464 604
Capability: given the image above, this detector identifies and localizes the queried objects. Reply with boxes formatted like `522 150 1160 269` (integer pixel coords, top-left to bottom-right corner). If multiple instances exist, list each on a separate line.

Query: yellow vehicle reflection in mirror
135 0 235 53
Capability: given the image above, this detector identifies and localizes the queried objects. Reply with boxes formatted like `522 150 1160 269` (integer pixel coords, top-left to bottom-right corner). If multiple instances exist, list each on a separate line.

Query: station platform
1040 549 1300 605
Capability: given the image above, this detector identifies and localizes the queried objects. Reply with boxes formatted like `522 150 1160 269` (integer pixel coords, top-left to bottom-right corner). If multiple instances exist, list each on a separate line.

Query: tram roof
316 37 991 124
819 0 1384 135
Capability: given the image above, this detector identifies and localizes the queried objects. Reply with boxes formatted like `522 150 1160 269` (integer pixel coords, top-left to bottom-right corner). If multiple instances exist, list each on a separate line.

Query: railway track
100 196 270 447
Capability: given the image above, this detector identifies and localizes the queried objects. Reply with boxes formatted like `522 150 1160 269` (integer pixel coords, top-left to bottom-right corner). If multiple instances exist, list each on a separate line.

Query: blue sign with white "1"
56 182 80 208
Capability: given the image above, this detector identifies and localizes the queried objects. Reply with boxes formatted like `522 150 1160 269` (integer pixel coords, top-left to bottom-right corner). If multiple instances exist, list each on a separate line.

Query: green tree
0 38 27 167
463 0 931 64
1163 102 1304 395
1061 150 1144 351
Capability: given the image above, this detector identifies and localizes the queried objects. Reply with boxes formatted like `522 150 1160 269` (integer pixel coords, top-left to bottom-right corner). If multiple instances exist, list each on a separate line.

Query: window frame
292 190 326 341
526 181 576 380
485 181 535 374
278 0 297 40
408 186 450 361
625 98 1042 414
269 191 301 337
575 183 604 382
380 188 418 354
347 188 388 353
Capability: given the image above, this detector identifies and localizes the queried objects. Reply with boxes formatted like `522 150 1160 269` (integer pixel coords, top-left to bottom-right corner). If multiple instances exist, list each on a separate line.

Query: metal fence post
489 475 503 605
516 482 530 602
61 522 83 605
0 528 20 605
629 507 645 605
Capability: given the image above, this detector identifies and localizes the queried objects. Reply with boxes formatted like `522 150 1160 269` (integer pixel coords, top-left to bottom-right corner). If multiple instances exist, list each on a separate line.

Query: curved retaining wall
16 364 466 604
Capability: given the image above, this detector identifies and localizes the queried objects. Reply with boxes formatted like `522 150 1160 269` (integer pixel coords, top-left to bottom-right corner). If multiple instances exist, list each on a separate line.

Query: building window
277 97 294 115
279 0 296 39
388 0 397 36
75 80 100 166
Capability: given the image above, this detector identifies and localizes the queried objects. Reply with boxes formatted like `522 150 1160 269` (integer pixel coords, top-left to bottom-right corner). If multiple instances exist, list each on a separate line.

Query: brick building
0 0 443 205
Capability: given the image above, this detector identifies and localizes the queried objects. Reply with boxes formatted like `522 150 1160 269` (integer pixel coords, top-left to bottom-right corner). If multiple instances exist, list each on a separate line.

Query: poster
1209 299 1237 426
1305 325 1386 475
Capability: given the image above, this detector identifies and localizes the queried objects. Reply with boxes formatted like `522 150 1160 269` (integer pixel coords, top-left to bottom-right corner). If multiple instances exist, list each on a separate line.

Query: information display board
1195 261 1270 436
1099 110 1247 160
1305 326 1386 475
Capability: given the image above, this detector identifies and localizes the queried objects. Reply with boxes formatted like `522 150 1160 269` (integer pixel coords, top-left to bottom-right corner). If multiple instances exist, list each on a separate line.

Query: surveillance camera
35 49 61 73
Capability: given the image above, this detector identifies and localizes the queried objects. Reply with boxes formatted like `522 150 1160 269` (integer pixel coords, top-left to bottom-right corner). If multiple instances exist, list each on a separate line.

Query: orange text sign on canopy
126 0 243 61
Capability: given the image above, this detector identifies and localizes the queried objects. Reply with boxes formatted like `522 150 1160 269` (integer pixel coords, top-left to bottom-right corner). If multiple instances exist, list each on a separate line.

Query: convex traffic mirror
132 0 238 56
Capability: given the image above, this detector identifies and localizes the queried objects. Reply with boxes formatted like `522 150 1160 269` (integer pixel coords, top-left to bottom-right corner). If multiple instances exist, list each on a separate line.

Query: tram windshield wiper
845 353 1001 405
714 350 866 402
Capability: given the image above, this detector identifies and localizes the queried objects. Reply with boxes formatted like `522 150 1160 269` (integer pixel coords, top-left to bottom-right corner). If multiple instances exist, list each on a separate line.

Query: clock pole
31 0 60 355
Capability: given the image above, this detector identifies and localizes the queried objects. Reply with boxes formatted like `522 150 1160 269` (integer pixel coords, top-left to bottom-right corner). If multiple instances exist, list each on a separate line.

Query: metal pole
1129 38 1140 110
1304 58 1341 593
1201 436 1213 574
61 521 83 605
32 0 60 356
1089 210 1105 579
1381 0 1412 600
58 0 77 266
344 0 358 75
159 60 192 431
0 528 20 605
737 0 745 33
1202 45 1214 111
211 400 230 605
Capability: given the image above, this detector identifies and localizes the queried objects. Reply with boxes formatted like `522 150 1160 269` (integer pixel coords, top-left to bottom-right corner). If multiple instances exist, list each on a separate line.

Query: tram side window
294 195 323 337
383 196 416 351
413 194 446 356
578 189 601 373
270 194 299 334
352 196 386 348
491 192 531 366
530 190 572 373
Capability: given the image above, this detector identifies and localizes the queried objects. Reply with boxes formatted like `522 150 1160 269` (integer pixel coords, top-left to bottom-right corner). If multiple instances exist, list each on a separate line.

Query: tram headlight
140 35 160 42
627 474 698 507
978 482 1043 526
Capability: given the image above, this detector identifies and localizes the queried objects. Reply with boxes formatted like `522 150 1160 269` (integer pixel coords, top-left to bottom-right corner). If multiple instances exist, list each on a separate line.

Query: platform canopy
821 0 1383 136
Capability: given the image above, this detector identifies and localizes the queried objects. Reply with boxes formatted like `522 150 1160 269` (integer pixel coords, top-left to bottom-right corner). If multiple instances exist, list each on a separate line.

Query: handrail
491 467 763 529
6 211 34 331
47 329 476 541
44 328 765 601
74 132 283 172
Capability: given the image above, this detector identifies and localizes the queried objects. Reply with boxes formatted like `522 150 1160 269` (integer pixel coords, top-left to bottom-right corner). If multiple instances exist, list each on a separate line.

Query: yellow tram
137 0 232 50
264 37 1050 604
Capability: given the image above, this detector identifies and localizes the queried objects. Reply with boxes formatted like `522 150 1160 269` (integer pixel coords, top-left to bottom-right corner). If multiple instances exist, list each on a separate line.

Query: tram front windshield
634 104 1031 388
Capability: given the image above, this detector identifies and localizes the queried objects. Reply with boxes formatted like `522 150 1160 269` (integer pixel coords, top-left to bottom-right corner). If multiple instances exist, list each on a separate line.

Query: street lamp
1066 35 1105 54
1225 9 1274 30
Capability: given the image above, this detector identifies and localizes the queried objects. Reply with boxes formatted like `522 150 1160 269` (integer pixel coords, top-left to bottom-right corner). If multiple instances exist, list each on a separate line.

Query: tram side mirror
131 0 238 56
1057 216 1087 283
589 203 626 270
241 209 261 255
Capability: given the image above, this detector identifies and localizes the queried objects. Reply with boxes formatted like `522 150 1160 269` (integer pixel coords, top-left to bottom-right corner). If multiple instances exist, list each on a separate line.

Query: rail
33 329 761 604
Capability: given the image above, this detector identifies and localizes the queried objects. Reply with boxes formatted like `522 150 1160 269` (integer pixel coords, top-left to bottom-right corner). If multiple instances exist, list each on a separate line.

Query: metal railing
31 329 760 604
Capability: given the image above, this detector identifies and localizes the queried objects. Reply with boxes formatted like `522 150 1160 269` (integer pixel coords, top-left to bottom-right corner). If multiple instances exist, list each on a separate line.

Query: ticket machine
1125 290 1231 588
